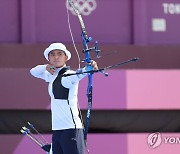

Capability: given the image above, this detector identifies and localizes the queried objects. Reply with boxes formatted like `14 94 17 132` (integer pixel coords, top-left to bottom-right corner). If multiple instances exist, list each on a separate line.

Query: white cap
44 43 71 61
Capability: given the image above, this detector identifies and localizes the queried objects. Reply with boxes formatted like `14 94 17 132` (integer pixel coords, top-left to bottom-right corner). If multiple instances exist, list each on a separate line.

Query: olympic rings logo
66 0 97 16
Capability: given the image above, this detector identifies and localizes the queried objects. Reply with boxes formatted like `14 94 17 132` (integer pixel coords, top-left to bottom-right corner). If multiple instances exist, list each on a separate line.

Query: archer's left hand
90 60 98 70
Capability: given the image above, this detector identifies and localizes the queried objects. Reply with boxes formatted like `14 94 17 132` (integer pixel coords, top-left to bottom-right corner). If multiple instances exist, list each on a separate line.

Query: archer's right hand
46 64 56 75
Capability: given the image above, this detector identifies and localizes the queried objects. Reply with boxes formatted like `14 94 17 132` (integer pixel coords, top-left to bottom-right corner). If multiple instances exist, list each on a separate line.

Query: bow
66 0 139 151
67 0 99 148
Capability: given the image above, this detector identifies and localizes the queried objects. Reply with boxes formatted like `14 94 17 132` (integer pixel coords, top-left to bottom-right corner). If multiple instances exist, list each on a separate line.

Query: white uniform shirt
30 65 86 130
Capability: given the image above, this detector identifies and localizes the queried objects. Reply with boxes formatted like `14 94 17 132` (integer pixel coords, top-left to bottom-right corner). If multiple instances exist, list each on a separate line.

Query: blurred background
1 0 180 153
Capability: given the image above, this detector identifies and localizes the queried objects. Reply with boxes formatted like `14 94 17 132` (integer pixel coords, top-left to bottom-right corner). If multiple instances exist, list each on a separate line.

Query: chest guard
52 67 70 99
